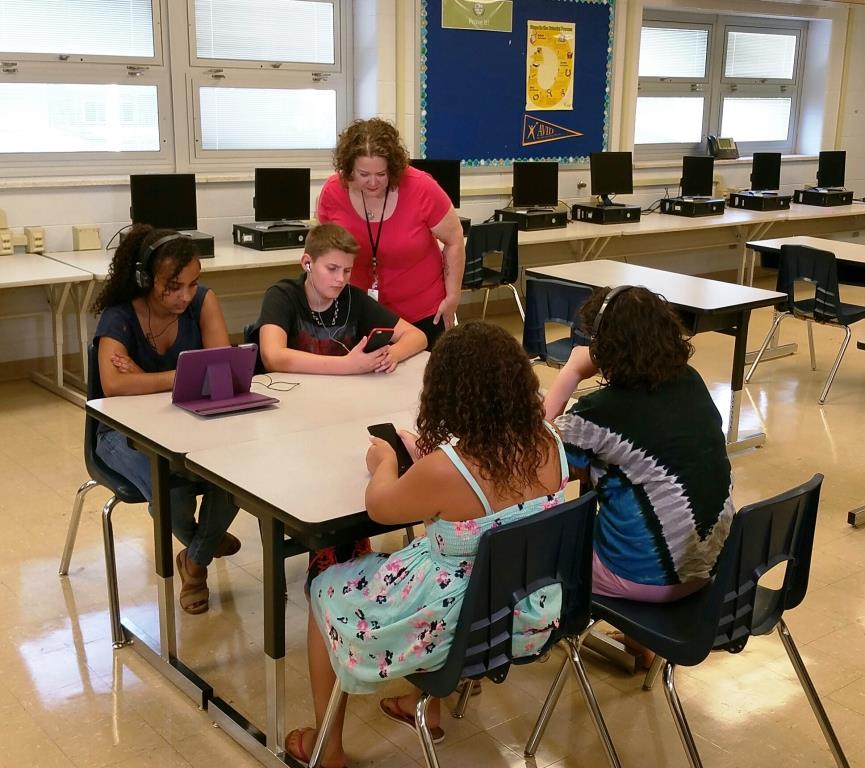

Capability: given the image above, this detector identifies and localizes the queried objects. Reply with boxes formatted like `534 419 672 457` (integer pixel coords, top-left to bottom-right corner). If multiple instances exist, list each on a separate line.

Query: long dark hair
415 322 554 499
582 286 693 390
91 224 199 314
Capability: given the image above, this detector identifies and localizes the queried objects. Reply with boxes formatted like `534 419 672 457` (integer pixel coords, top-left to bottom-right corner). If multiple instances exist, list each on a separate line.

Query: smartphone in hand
363 327 394 353
367 422 414 476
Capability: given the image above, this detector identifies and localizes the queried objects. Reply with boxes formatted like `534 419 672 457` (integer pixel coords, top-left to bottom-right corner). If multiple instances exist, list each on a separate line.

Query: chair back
463 221 519 288
522 277 592 363
778 244 840 323
673 474 823 663
408 491 597 698
84 342 146 502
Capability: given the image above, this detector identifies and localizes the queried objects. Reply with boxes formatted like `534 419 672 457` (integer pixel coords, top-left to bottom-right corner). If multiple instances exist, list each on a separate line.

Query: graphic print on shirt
558 417 734 584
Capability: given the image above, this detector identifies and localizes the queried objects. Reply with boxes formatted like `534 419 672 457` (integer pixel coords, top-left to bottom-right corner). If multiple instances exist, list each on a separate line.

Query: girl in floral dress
286 322 570 768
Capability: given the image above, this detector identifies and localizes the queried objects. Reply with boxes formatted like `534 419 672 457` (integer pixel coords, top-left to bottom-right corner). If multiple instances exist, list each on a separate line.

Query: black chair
522 276 592 368
530 474 850 768
59 342 146 648
307 492 621 768
461 221 524 321
746 244 865 404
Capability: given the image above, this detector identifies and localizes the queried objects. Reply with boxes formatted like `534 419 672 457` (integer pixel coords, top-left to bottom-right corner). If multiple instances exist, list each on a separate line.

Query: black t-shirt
252 276 398 360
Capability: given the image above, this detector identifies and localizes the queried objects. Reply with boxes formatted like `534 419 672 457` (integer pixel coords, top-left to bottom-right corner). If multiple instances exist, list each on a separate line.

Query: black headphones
591 285 633 339
134 233 185 290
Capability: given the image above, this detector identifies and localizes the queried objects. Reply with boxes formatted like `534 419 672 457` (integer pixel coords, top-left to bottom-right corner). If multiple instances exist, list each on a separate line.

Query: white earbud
305 262 311 272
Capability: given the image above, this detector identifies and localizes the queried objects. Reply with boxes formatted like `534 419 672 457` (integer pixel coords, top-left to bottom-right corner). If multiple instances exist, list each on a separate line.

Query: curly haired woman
316 118 465 348
545 286 734 605
92 224 239 614
286 323 569 768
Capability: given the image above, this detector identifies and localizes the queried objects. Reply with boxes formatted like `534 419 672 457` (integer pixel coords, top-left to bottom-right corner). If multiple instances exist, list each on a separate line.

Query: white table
0 253 93 405
526 261 784 452
86 352 428 767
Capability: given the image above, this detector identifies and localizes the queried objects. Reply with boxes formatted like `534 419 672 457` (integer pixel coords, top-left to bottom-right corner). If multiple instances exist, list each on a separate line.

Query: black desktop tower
659 197 725 217
459 216 471 236
233 223 309 250
571 203 641 224
494 207 567 231
793 188 855 207
728 192 792 212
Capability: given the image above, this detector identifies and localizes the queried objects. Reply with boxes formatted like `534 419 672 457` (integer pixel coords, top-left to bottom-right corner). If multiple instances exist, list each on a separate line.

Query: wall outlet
24 227 45 254
0 228 12 256
72 224 102 251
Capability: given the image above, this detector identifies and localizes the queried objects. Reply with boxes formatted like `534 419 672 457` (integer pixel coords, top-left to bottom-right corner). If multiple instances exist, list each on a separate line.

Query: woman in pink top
317 118 465 348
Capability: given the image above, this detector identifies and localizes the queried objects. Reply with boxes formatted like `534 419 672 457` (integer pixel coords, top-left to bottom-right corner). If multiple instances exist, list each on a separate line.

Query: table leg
31 282 85 406
76 281 96 386
263 514 287 753
151 454 177 660
727 310 766 453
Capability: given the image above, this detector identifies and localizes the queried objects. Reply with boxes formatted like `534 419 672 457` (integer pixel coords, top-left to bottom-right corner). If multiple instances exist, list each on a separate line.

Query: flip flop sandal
284 727 347 768
214 532 241 558
176 549 209 615
379 697 445 744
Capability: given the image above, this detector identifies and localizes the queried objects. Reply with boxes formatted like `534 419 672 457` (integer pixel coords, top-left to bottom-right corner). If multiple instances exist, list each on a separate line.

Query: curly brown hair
581 286 693 390
415 322 554 499
333 118 409 189
91 224 200 314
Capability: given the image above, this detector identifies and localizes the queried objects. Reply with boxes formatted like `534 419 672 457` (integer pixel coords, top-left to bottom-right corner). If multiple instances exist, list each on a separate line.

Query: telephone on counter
707 135 739 160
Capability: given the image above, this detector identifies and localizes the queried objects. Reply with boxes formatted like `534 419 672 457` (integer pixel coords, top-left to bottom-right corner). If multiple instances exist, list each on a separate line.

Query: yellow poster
525 20 575 111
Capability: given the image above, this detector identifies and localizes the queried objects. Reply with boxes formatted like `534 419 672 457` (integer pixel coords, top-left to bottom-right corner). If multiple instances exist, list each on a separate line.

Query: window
636 13 806 159
188 0 347 162
0 0 167 170
0 0 352 175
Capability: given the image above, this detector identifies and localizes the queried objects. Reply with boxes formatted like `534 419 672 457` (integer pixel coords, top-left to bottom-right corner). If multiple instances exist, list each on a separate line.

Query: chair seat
480 267 508 287
792 298 865 326
592 589 714 668
542 337 575 366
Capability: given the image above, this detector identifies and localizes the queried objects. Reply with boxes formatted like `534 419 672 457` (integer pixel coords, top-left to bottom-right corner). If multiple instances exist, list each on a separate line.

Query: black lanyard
362 186 389 287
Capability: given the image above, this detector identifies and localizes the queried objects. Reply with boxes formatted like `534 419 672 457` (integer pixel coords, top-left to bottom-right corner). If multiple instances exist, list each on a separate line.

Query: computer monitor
253 168 311 223
816 151 845 189
410 159 461 208
750 153 782 192
512 161 558 208
130 173 198 231
681 156 715 198
590 152 633 206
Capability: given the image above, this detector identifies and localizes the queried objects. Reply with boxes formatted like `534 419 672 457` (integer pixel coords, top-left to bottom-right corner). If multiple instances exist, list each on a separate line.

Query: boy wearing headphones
252 223 427 374
91 224 239 615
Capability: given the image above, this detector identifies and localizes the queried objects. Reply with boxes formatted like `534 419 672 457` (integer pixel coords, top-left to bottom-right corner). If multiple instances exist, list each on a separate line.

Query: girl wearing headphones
91 224 239 615
545 286 734 604
252 223 427 374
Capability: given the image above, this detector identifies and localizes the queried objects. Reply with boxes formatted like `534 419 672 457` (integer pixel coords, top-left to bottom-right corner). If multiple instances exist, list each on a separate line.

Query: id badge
367 287 379 301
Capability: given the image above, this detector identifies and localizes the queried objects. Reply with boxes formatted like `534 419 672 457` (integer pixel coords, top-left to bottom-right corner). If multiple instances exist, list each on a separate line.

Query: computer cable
105 224 132 251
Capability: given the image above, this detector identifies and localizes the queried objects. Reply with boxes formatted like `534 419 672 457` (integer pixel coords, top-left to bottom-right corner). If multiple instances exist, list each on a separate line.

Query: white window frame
183 0 351 169
187 0 342 73
188 72 347 163
0 2 173 175
636 18 712 156
636 11 807 161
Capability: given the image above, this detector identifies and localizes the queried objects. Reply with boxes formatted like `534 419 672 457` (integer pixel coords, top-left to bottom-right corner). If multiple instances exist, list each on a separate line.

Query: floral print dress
309 424 570 695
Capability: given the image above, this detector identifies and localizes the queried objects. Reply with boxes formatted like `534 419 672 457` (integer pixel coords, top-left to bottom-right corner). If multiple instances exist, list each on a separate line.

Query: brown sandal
214 532 241 558
284 727 347 768
379 697 445 743
176 549 209 614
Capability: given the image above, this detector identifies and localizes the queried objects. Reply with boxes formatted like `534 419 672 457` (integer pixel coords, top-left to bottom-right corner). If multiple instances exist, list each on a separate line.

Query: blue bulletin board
419 0 615 166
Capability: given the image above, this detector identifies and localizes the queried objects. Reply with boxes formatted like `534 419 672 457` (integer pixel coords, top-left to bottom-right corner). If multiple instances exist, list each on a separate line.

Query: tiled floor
2 293 865 767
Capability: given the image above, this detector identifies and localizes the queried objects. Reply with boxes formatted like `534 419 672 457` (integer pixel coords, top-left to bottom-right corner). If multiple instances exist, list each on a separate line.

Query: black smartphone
367 422 414 476
363 327 394 353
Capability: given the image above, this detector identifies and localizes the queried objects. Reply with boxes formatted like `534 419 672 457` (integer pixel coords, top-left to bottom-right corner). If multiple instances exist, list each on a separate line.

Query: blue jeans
96 429 238 567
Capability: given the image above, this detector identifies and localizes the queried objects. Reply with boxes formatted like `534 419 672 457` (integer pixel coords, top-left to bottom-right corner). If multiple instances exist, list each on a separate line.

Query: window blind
725 31 797 80
639 26 708 79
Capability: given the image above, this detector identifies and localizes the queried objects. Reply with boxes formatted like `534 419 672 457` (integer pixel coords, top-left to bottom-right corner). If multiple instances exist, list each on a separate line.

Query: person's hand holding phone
397 429 420 463
341 336 388 374
367 423 414 476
